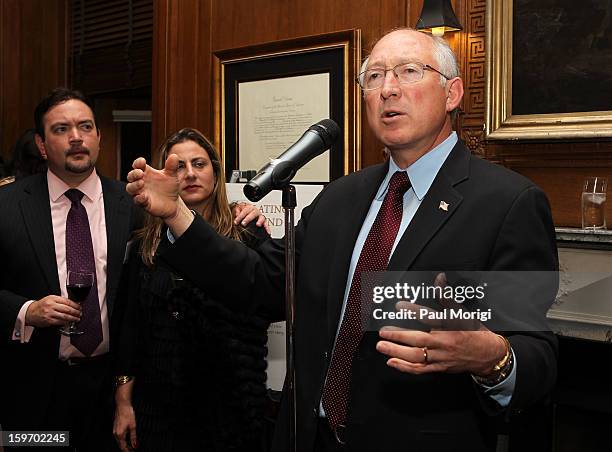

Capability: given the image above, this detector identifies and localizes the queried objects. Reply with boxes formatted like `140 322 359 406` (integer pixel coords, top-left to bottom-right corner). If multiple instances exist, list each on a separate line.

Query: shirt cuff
166 227 176 244
12 300 36 343
166 210 197 244
473 348 517 408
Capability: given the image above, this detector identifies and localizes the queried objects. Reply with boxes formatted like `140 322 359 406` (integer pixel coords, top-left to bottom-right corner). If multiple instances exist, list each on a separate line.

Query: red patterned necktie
65 189 103 355
321 171 411 431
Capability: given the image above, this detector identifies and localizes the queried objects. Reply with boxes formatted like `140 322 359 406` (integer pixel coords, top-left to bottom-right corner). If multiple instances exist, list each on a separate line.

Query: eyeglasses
356 62 450 91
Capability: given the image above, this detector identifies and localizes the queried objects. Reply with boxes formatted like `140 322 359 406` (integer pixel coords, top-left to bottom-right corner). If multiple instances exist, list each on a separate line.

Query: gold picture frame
213 30 361 182
485 0 612 140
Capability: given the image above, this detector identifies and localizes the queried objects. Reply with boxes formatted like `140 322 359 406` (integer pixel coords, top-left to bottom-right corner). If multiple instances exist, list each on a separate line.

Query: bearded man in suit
0 88 140 451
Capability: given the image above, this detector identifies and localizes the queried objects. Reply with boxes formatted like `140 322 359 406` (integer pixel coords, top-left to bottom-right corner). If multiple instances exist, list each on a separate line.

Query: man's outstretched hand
126 155 181 220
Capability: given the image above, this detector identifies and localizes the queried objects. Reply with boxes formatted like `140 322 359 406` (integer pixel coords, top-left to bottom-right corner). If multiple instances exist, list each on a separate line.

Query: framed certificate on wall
213 29 361 182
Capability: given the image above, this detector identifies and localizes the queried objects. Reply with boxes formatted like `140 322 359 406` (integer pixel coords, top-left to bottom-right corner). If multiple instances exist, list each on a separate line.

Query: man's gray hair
430 34 460 85
360 28 460 87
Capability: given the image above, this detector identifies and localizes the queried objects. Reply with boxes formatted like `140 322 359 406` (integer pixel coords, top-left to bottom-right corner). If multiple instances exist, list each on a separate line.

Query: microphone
243 119 340 201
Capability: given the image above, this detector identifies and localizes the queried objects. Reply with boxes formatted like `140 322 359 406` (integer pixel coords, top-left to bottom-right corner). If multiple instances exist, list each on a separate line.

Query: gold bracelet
115 375 133 386
492 335 511 372
473 335 513 386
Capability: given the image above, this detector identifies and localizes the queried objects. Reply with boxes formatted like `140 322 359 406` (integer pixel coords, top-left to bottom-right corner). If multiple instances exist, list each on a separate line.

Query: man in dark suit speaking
126 29 558 451
0 88 140 451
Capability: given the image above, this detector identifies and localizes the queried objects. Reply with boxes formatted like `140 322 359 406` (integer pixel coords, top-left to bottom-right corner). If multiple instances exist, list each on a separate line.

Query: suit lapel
325 163 389 346
101 176 131 318
19 174 61 295
388 142 470 271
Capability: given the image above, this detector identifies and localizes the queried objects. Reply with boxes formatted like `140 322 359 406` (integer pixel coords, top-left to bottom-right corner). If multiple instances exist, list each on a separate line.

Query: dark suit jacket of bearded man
159 140 559 452
0 172 141 429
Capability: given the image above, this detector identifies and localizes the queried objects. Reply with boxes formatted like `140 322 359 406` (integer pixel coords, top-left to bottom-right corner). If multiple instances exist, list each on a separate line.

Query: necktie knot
388 171 411 197
65 189 84 204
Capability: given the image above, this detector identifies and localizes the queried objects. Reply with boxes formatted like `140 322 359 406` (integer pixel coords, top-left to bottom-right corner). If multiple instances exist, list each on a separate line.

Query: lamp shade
416 0 463 35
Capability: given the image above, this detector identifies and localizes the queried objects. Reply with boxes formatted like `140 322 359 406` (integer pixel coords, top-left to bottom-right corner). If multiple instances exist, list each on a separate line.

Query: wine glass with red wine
59 270 94 336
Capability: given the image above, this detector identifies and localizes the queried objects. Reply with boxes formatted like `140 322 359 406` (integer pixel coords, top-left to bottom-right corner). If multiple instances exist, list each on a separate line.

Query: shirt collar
376 132 458 201
47 168 101 203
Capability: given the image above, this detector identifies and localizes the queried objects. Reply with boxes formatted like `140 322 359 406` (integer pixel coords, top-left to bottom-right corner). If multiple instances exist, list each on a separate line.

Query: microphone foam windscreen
309 119 340 148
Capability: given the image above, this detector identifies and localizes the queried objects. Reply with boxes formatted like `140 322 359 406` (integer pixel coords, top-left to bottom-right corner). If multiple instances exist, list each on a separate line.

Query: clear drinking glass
59 270 94 336
581 177 607 230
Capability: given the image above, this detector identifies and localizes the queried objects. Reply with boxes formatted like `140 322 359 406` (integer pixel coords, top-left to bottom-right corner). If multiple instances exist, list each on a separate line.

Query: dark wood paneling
489 141 612 227
153 0 406 168
0 0 68 160
152 0 212 159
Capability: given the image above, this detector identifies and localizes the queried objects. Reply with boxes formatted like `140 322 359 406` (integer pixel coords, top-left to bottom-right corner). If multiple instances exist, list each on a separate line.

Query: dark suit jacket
161 141 559 452
0 172 140 429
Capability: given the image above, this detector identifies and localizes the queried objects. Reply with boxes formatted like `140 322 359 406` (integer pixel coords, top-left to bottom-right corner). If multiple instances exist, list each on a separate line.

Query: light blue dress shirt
325 131 515 411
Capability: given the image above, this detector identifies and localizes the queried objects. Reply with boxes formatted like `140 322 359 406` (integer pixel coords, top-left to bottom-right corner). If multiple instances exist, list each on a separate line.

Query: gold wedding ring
422 347 428 364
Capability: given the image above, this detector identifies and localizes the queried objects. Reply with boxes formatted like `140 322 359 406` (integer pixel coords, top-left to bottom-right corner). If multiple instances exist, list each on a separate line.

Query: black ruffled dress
115 227 270 451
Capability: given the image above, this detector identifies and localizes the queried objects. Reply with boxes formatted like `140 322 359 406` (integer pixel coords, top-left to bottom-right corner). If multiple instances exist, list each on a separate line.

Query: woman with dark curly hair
113 128 271 452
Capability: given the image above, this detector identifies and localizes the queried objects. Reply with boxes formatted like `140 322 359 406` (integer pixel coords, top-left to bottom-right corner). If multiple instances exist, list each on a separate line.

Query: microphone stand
244 119 339 450
282 184 298 452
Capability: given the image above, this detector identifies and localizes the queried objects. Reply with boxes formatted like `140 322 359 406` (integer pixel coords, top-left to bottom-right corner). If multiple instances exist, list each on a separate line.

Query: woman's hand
233 202 271 234
113 400 138 451
114 380 138 451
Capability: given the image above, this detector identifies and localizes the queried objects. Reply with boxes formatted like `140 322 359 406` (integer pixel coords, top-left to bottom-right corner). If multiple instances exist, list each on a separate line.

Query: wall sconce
416 0 463 37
